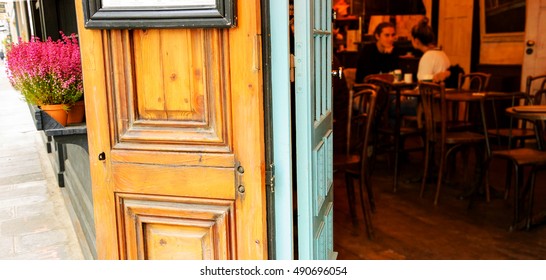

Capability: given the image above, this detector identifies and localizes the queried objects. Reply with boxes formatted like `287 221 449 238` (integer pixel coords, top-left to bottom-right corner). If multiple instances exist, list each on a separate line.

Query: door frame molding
269 0 295 260
260 0 279 260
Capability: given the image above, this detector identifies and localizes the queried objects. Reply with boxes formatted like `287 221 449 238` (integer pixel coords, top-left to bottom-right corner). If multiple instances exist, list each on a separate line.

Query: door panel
109 29 231 152
522 0 546 93
75 0 267 260
438 0 473 72
295 0 335 260
118 193 234 260
112 163 235 199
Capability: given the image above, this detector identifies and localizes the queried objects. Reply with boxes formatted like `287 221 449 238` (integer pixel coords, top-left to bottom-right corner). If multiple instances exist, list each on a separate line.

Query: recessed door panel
295 0 335 260
118 194 234 260
106 29 231 153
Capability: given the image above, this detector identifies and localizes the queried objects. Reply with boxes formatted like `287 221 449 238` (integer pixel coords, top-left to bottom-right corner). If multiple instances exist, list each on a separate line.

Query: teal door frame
270 0 335 260
294 0 335 260
270 0 295 260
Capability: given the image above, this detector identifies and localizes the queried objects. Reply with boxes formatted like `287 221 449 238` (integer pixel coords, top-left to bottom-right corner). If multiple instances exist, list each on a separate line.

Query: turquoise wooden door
294 0 336 260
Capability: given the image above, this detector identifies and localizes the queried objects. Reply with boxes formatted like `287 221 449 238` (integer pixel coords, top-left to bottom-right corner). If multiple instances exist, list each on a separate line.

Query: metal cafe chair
483 88 546 231
418 82 486 205
333 85 378 239
447 72 491 131
363 74 423 193
487 74 546 148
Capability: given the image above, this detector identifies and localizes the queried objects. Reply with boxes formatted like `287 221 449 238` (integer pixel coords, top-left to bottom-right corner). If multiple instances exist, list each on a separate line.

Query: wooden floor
333 145 546 260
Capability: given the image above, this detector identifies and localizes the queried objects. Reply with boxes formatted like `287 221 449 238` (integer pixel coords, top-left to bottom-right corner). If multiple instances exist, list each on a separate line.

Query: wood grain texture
111 149 235 167
105 28 231 153
118 193 234 260
77 0 266 260
75 0 120 260
112 163 236 199
228 0 268 259
439 0 473 73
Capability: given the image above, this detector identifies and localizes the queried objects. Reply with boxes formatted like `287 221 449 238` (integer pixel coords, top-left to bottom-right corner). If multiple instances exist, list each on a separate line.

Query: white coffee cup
404 73 412 83
393 69 402 82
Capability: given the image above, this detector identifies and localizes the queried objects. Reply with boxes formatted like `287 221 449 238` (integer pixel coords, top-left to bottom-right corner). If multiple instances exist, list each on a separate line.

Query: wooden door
75 0 267 259
521 0 546 93
294 0 336 260
438 0 473 72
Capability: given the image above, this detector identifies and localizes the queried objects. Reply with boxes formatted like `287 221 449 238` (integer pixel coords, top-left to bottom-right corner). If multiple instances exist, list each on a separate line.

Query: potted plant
5 32 83 126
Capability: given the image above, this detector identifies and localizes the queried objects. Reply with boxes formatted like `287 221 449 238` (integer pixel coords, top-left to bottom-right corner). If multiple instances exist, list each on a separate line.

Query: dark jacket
355 43 402 83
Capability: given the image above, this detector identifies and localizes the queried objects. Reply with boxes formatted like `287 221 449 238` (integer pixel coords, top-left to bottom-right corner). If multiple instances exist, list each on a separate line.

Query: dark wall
476 64 522 92
56 0 78 36
30 1 43 39
39 0 77 40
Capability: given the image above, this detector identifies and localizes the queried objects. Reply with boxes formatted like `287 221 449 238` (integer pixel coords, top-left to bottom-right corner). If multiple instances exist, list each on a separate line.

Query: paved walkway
0 62 84 259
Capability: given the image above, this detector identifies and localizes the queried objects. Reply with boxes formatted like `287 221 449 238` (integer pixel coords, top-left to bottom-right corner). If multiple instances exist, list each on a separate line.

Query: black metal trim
261 0 276 260
82 0 236 29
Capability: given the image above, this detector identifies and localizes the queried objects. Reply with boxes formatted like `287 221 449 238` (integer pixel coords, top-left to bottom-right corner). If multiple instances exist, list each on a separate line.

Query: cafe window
480 0 525 42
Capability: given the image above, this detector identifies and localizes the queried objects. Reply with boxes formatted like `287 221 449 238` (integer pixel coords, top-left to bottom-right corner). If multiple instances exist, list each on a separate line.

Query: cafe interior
328 0 546 259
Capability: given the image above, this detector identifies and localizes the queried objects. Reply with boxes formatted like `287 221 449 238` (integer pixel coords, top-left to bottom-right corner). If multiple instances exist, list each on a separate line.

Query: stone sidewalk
0 62 84 259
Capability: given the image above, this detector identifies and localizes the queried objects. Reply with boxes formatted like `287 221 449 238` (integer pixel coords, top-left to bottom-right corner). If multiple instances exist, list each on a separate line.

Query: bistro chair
458 72 491 91
447 72 491 131
487 74 546 148
333 86 377 239
483 90 546 230
418 82 486 205
363 74 423 192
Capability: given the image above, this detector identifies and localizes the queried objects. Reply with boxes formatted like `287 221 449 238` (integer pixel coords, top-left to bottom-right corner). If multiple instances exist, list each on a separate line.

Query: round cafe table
506 105 546 120
505 105 546 150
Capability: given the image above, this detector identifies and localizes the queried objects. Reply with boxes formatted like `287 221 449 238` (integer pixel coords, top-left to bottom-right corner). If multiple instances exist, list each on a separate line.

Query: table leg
480 99 491 157
393 89 401 192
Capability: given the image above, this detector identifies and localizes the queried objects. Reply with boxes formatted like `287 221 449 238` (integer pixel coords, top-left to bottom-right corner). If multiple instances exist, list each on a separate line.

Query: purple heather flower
5 32 83 105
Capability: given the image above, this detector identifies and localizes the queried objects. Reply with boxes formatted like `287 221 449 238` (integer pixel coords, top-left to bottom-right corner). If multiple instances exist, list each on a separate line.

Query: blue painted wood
295 0 335 260
270 0 295 260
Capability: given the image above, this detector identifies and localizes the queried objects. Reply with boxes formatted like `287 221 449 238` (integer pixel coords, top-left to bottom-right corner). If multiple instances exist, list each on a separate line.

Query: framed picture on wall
82 0 236 29
480 0 525 42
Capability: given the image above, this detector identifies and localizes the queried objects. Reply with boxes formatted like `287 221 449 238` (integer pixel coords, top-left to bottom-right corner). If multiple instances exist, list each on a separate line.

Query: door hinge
236 163 245 195
290 54 295 83
266 163 275 192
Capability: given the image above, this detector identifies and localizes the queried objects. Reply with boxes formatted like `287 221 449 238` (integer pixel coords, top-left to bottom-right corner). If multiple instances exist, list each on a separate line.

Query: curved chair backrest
350 87 377 162
346 83 378 155
419 81 446 143
363 75 394 129
527 74 546 105
458 72 491 92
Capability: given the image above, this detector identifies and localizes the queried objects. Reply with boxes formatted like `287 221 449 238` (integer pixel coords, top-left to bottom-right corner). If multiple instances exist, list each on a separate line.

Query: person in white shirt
389 18 451 127
411 18 451 82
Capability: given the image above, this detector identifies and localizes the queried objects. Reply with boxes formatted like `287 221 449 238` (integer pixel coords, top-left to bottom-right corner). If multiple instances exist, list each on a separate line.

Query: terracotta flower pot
67 100 85 124
41 104 68 127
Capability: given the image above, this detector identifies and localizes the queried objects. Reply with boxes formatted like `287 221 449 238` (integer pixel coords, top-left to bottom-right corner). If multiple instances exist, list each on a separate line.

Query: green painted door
294 0 336 260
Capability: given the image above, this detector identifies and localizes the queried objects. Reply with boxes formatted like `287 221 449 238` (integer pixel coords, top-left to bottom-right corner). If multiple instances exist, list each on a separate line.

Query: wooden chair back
457 72 491 92
527 74 546 105
514 75 546 143
454 72 491 128
418 81 445 144
531 88 546 145
488 74 546 148
362 75 394 129
346 85 378 156
333 86 378 239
